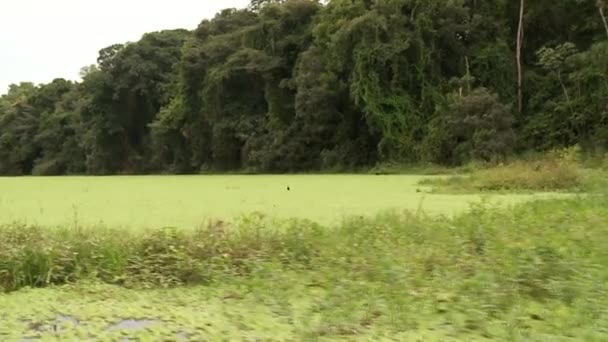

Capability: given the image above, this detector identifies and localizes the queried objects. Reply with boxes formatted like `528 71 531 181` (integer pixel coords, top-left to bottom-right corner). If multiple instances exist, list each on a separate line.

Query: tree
82 29 189 174
537 43 578 105
249 0 286 11
516 0 525 114
2 0 608 175
32 80 85 175
598 0 608 39
0 83 39 174
425 88 515 165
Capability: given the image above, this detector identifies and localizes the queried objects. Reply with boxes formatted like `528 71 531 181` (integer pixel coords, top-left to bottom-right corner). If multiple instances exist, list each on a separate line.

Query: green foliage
82 30 190 174
1 0 608 174
524 41 608 151
421 147 586 192
424 88 515 165
537 42 578 72
0 83 40 175
0 214 322 291
1 195 608 339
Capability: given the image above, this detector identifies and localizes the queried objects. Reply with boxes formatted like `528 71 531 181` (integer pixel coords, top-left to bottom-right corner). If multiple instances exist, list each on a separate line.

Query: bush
421 147 584 192
0 194 604 308
423 87 515 165
2 196 608 339
2 194 608 339
32 159 65 176
0 214 326 291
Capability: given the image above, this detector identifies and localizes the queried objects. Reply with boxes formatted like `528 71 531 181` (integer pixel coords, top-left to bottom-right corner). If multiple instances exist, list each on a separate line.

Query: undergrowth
1 194 607 338
368 161 457 175
0 194 606 299
419 147 599 192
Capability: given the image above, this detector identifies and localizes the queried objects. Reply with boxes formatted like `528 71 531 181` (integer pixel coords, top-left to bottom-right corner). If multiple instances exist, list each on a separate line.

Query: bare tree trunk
516 0 525 114
557 70 571 104
465 56 472 95
598 1 608 39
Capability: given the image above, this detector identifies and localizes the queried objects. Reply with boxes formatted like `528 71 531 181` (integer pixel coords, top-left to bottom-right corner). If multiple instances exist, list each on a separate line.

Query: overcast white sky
0 0 250 94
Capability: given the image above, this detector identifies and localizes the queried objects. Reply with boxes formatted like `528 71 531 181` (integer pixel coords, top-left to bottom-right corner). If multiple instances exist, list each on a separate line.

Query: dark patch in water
20 315 79 341
21 316 187 341
25 315 79 332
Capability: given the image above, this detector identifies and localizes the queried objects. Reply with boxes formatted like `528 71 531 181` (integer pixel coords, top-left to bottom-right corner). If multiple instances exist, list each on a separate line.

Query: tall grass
419 147 592 192
1 195 607 338
0 195 606 302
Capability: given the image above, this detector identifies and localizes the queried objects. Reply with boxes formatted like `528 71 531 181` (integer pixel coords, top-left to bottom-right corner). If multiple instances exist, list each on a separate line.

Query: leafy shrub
32 159 64 176
1 193 607 336
421 147 584 192
0 213 327 291
423 88 515 165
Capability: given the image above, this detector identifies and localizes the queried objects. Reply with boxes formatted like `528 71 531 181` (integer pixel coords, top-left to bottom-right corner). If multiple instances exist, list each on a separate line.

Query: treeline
1 0 607 175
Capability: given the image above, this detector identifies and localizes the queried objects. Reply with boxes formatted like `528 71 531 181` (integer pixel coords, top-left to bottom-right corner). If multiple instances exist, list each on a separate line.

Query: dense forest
1 0 607 175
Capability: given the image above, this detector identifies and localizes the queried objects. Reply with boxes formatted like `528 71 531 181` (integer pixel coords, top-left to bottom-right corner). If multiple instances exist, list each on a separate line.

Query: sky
0 0 250 94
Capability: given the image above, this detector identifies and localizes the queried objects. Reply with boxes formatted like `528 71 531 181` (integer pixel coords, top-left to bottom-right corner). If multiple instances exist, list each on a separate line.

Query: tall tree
516 0 525 114
2 0 608 175
598 0 608 39
82 29 189 173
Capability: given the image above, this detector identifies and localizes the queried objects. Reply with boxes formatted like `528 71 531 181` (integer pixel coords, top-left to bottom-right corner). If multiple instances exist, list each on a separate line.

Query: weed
0 194 607 339
420 147 589 192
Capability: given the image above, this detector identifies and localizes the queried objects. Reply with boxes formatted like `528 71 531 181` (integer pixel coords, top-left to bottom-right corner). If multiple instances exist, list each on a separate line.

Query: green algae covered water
0 175 561 228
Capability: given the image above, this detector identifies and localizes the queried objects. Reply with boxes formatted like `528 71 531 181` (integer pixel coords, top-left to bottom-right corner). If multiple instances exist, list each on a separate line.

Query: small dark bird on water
287 186 291 191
